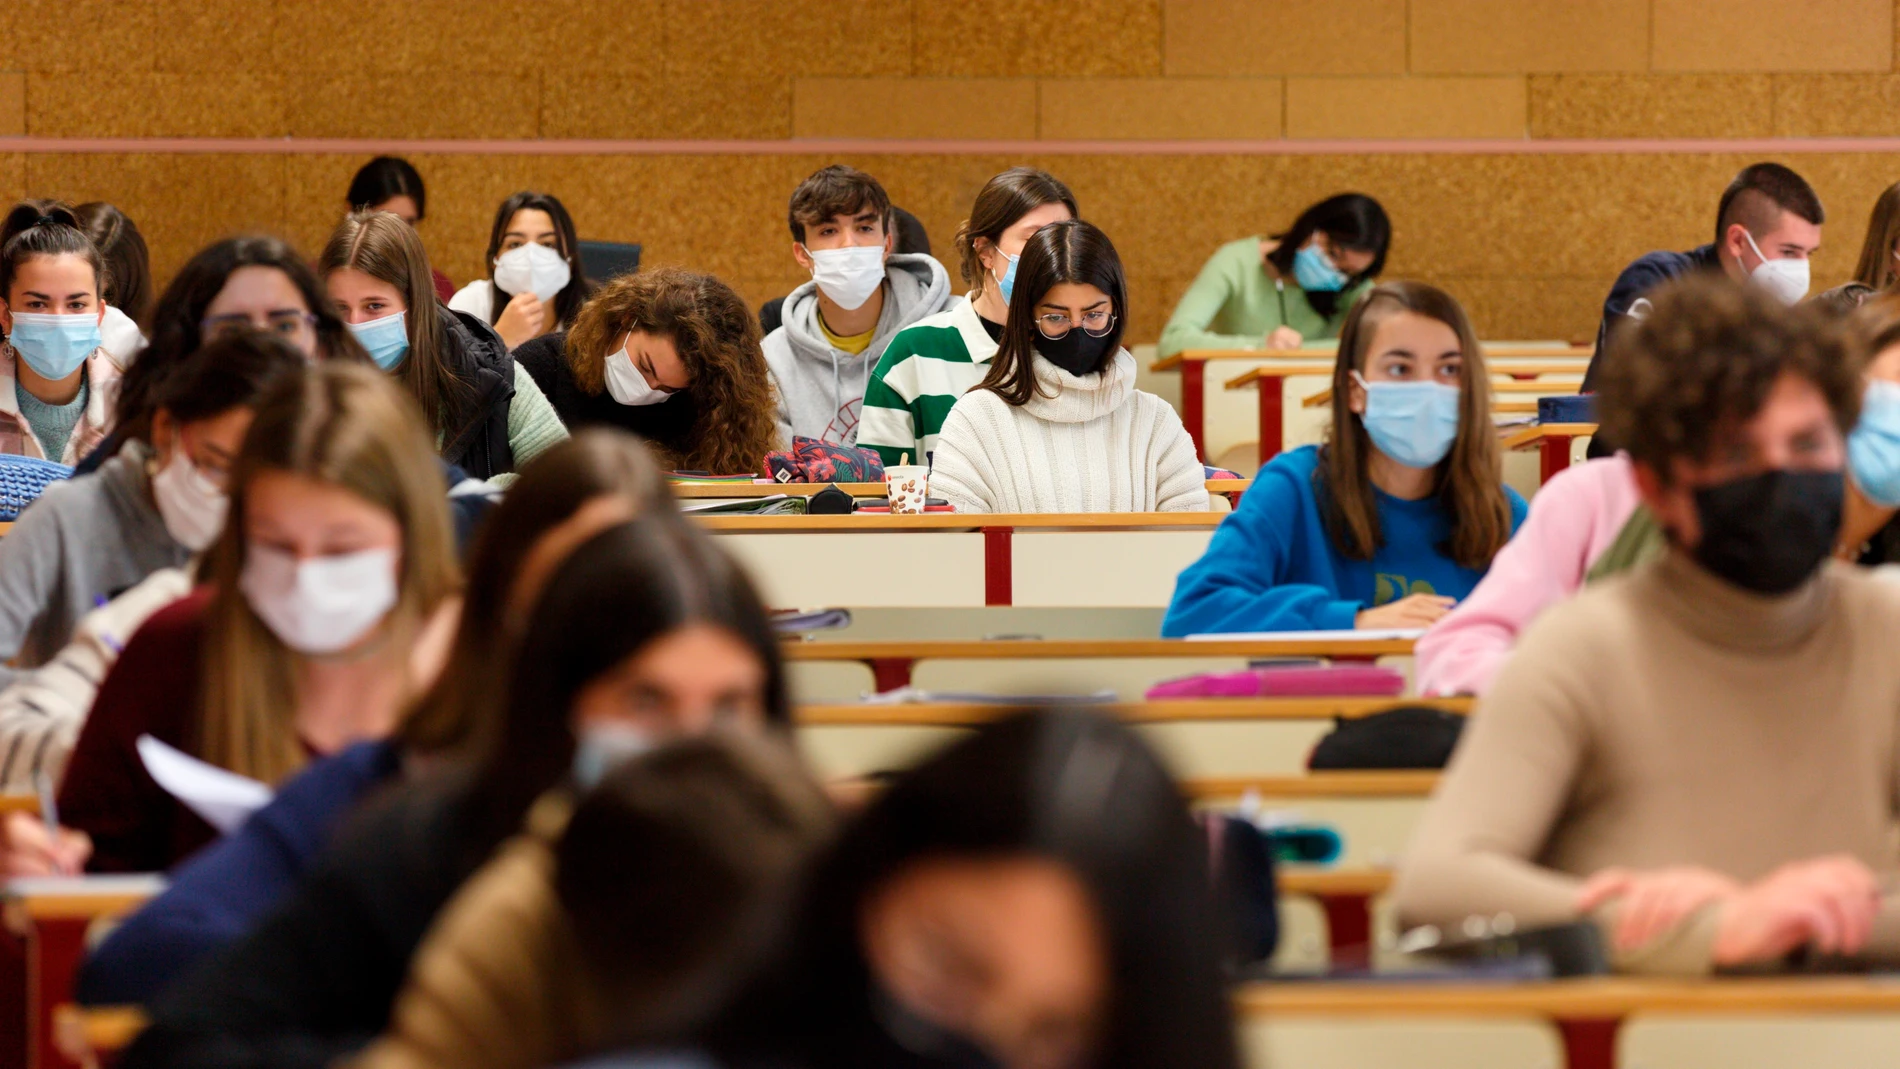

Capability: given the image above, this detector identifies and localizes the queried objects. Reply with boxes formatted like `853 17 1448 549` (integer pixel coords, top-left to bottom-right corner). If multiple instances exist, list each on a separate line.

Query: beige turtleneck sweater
927 349 1210 514
1395 551 1900 974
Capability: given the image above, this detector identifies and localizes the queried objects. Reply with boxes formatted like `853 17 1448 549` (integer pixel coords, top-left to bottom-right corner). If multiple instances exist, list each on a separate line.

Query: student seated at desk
0 201 126 464
515 268 779 475
345 156 455 302
930 221 1206 515
858 167 1076 467
1396 276 1900 975
0 332 303 717
448 192 593 351
323 210 568 480
73 430 679 1004
6 365 459 876
1163 282 1525 636
74 202 151 362
763 165 952 446
1158 193 1388 358
122 521 790 1069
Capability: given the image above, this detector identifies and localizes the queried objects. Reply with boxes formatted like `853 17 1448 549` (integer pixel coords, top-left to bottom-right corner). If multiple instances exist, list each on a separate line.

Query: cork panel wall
50 147 1900 353
912 0 1162 77
794 79 1039 138
1528 74 1775 138
1409 0 1651 74
1651 0 1893 71
1038 79 1283 139
1162 0 1408 76
1285 77 1528 138
28 73 287 138
0 75 22 137
1773 75 1900 136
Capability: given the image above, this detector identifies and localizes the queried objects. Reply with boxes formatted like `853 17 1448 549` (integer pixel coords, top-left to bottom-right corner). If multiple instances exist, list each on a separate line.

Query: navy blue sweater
77 741 401 1006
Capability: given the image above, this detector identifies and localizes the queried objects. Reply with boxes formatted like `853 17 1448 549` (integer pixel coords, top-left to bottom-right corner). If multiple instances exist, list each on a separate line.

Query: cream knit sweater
929 349 1209 514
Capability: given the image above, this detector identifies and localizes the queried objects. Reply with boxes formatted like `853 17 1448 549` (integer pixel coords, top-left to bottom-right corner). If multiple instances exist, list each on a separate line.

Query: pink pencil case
1145 664 1405 700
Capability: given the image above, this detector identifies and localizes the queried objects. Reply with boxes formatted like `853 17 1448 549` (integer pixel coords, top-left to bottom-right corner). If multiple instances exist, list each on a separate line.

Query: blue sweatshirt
1162 445 1527 636
77 740 401 1005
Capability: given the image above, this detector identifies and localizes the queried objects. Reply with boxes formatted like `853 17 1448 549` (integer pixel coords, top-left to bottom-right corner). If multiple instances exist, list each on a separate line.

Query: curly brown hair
1598 274 1862 484
565 266 780 474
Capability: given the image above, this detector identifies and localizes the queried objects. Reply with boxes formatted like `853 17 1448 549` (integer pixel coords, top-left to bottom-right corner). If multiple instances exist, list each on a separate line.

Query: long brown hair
395 429 679 759
198 364 459 784
1855 181 1900 291
1315 281 1514 570
319 211 467 436
566 266 779 474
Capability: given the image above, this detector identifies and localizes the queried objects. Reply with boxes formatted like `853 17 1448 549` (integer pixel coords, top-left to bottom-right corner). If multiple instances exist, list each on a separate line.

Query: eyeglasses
201 311 318 345
1036 311 1117 340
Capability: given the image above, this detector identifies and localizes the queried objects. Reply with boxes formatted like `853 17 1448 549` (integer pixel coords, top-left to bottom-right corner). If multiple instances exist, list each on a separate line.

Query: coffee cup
885 465 929 515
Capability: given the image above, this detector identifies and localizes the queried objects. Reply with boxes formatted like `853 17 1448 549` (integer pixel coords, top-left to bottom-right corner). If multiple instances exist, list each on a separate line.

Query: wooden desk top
697 512 1226 532
1279 867 1395 897
3 876 163 926
55 1004 148 1061
1237 976 1900 1018
1185 771 1439 799
1299 381 1581 409
795 696 1471 727
783 637 1417 660
1502 423 1600 450
1155 345 1590 373
1222 360 1590 390
674 480 1252 500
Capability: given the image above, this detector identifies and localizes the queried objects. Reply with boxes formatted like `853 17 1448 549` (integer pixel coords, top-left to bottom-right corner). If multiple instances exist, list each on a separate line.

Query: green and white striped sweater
858 295 998 467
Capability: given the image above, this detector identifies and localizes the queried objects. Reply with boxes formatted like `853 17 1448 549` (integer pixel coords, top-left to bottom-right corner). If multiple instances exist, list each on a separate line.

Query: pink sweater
1414 455 1643 696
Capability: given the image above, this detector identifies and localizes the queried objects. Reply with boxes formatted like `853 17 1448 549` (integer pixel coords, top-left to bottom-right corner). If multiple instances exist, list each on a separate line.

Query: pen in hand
33 769 73 877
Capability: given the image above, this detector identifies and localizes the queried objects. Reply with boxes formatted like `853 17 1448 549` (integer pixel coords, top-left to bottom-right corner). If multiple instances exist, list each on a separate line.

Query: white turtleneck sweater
928 349 1209 514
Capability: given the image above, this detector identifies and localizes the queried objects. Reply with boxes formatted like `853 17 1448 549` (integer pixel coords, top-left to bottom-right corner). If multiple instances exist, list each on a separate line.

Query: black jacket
434 307 517 480
514 332 700 466
122 776 496 1069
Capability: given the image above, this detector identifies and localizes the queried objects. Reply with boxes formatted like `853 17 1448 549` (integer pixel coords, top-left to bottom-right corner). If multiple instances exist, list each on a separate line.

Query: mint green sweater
1158 237 1371 358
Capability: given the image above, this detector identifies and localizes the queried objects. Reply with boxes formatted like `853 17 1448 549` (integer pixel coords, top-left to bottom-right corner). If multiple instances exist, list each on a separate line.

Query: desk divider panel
1010 529 1218 607
715 531 986 607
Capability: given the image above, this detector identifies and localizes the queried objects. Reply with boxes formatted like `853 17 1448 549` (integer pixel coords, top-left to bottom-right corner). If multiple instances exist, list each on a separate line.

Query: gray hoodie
762 252 952 447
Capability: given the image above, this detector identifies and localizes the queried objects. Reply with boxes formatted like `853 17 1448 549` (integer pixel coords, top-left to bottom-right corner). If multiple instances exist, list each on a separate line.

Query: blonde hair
197 364 460 784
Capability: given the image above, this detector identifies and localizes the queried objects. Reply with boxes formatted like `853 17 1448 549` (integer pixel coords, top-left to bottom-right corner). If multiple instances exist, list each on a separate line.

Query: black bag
1307 706 1465 770
1199 812 1279 969
806 484 857 514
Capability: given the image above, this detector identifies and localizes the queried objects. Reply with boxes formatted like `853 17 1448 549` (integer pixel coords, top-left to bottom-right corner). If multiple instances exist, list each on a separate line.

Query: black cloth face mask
1034 329 1113 378
1690 468 1844 595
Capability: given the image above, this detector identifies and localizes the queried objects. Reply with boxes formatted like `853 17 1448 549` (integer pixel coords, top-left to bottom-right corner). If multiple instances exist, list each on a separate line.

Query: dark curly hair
565 266 779 475
1599 274 1861 485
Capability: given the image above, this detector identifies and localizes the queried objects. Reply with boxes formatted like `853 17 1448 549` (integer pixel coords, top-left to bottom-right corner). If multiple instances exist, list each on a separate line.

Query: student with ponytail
322 211 567 480
0 200 121 463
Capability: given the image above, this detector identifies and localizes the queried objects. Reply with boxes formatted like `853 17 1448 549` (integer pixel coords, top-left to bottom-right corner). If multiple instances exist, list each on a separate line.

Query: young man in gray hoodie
762 165 952 447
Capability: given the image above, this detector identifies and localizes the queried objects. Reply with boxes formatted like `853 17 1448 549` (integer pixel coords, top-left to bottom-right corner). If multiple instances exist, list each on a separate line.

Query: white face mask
571 722 658 789
240 543 399 655
492 243 572 302
1741 229 1810 305
802 244 887 311
150 446 228 552
604 344 673 407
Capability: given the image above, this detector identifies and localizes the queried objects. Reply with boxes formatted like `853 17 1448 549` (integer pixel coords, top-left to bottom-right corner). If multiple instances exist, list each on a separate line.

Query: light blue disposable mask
1292 244 1350 293
1850 378 1900 507
8 312 100 380
571 723 657 790
346 310 410 371
994 250 1020 305
1354 371 1462 469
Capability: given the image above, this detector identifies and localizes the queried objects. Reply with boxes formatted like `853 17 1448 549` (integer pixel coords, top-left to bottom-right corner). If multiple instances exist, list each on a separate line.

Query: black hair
152 330 308 429
111 235 366 452
467 518 790 843
73 203 152 327
1265 193 1392 319
725 710 1242 1069
346 156 428 221
891 206 931 257
482 191 592 331
978 219 1128 406
0 200 105 309
1715 162 1824 246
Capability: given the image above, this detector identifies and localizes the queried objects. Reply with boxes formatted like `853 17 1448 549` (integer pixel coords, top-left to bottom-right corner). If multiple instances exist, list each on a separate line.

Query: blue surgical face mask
1293 243 1350 293
993 250 1020 305
1850 378 1900 507
346 310 410 371
571 722 656 790
1353 371 1462 470
8 311 100 380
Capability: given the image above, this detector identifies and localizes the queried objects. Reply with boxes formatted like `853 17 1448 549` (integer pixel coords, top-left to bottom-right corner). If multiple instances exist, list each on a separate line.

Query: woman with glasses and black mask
1159 193 1390 357
928 221 1207 514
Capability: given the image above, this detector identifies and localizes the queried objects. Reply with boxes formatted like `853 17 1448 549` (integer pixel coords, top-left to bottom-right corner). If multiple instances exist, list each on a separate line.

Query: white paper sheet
1182 628 1425 642
136 734 274 835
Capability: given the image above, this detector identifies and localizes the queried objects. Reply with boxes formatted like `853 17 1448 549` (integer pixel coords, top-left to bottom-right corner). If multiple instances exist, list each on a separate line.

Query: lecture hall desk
3 877 161 1069
1239 975 1900 1069
1151 343 1590 464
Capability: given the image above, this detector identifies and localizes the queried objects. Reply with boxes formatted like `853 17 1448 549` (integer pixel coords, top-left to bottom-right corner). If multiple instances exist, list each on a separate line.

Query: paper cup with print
885 465 930 514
